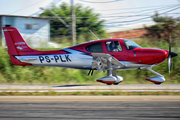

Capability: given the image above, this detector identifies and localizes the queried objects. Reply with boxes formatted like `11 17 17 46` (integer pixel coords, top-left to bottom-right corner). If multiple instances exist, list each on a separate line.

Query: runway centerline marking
0 106 180 109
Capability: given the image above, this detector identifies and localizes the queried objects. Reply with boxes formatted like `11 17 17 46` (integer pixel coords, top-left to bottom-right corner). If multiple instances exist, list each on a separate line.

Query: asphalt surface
0 96 180 120
0 101 180 120
0 84 180 92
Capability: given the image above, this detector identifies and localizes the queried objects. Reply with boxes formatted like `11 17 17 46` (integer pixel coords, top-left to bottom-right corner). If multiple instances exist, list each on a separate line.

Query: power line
50 15 180 26
95 4 179 11
9 0 46 14
40 7 70 28
78 0 122 3
42 13 180 19
31 0 62 16
104 6 180 24
50 15 180 28
104 5 179 22
101 4 178 16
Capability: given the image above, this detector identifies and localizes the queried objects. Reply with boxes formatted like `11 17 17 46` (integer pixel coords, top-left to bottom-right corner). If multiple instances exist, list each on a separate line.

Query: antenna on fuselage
90 30 99 40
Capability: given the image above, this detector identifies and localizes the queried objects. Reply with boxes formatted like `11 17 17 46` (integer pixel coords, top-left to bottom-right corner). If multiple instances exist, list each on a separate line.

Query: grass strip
0 91 180 96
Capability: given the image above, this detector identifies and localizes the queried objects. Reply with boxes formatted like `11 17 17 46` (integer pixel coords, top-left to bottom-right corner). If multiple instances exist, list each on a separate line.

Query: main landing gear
96 57 123 85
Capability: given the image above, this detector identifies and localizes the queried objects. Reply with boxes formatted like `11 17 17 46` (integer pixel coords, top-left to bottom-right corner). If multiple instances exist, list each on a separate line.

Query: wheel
113 83 119 85
155 83 161 85
106 83 112 85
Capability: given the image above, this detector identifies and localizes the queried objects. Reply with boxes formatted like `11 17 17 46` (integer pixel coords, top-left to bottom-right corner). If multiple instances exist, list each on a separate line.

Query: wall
0 16 2 38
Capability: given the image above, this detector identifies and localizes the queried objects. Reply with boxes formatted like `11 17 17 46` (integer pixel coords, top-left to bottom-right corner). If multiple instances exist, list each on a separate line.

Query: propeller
168 35 178 74
168 35 171 74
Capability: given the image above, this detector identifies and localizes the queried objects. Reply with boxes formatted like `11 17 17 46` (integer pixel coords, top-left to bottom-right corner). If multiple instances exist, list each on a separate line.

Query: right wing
91 53 127 72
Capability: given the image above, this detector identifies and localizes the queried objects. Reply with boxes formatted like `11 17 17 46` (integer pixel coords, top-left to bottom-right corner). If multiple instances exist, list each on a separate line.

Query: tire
113 83 119 85
107 83 112 85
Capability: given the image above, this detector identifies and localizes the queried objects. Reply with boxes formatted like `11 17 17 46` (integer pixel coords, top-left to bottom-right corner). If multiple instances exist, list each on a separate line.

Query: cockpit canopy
73 39 142 53
124 39 141 50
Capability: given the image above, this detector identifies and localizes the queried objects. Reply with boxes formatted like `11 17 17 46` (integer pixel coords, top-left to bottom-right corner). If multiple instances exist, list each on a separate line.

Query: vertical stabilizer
3 27 34 65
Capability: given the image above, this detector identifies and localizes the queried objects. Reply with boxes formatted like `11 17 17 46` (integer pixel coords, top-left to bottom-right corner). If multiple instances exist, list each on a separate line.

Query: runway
0 96 180 119
0 84 180 92
0 85 180 119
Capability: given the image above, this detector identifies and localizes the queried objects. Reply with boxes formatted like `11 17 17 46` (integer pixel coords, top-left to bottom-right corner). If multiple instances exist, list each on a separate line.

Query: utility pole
41 0 76 45
71 0 76 45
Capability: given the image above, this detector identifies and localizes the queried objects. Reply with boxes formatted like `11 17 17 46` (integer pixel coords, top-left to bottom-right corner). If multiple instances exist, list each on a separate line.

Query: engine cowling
145 76 165 85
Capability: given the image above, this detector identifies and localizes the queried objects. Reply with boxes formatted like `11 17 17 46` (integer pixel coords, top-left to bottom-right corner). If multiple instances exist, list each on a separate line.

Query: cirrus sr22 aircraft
3 27 178 85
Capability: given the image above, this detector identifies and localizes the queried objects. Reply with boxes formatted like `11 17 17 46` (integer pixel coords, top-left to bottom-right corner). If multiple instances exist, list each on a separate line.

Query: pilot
109 41 120 52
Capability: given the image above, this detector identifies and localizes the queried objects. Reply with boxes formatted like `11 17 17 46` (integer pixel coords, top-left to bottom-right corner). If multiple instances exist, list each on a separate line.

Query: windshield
124 39 141 50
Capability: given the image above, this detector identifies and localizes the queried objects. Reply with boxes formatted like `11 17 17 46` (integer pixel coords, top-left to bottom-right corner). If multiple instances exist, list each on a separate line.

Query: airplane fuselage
14 39 169 70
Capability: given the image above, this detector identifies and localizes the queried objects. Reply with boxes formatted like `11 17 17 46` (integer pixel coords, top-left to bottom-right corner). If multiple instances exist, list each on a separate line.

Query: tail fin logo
3 29 13 31
17 46 23 50
14 42 26 45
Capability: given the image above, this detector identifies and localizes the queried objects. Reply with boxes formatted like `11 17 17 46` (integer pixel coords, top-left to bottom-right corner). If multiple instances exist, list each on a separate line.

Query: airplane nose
169 52 178 58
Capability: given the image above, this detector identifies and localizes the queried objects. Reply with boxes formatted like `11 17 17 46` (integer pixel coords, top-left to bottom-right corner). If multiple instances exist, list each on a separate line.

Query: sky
0 0 179 28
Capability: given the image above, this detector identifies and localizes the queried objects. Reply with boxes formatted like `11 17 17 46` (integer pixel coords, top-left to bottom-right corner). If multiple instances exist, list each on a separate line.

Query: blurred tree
40 2 106 43
144 13 180 44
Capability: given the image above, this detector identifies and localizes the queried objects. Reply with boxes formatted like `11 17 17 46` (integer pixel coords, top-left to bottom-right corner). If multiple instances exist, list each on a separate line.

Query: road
0 84 180 92
0 96 180 120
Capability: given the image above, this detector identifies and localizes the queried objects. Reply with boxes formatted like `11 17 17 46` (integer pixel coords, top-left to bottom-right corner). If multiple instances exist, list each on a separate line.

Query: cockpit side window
105 41 122 52
124 39 141 50
86 42 103 52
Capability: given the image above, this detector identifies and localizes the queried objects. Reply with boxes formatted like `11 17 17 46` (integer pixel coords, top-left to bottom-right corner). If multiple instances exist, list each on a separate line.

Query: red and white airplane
3 27 178 85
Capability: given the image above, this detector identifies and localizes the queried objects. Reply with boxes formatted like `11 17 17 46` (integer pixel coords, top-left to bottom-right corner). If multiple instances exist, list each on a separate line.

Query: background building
0 15 50 48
